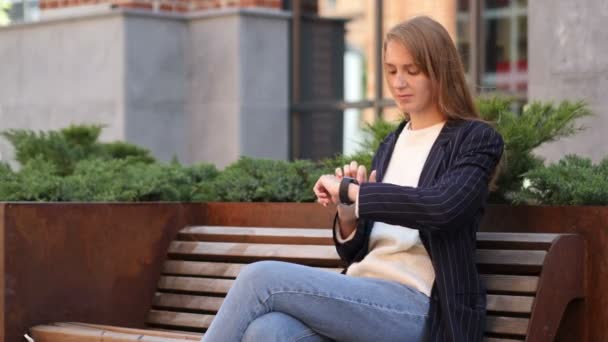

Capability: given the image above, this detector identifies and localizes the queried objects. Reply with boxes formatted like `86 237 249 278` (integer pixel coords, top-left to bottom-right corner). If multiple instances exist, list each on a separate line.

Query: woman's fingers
343 164 351 178
369 169 377 183
342 161 360 178
335 167 343 179
356 165 367 184
349 161 358 178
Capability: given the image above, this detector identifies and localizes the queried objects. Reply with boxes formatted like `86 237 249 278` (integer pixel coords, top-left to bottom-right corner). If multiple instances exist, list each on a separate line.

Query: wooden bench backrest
146 226 585 342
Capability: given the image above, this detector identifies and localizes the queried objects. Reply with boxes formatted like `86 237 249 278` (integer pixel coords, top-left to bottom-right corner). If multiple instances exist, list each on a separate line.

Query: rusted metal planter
0 202 605 341
0 203 208 342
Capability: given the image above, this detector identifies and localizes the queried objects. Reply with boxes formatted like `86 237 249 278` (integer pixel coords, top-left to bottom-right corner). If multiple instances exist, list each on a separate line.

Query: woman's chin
395 102 416 114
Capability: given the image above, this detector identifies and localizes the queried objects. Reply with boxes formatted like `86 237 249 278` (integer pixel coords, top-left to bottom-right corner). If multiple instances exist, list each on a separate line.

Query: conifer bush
0 97 599 204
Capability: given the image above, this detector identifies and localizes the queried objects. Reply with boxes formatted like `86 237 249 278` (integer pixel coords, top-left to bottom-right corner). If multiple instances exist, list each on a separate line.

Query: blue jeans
201 261 430 342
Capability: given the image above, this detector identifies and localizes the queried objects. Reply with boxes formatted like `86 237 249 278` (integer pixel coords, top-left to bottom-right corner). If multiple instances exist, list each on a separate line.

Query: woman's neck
408 106 447 130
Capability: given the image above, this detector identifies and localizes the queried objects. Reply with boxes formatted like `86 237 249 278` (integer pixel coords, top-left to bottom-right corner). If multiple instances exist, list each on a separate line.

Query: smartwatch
339 177 359 205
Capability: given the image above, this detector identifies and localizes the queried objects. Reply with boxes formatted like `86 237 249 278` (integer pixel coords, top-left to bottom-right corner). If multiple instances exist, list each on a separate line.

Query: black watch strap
339 177 359 205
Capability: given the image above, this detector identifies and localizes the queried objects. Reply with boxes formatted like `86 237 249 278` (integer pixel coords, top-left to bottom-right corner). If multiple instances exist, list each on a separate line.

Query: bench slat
481 274 539 294
486 294 534 314
485 316 529 336
162 260 342 278
158 276 233 295
147 310 213 330
179 226 333 245
153 293 223 312
162 261 539 294
476 249 546 266
179 227 562 251
56 322 202 340
476 232 560 250
30 322 202 342
163 261 244 278
168 241 341 266
154 291 533 317
169 241 546 269
30 324 104 342
155 287 533 316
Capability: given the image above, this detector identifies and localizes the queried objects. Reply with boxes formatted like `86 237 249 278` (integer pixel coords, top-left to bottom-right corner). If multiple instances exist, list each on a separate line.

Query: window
5 0 39 24
457 0 528 98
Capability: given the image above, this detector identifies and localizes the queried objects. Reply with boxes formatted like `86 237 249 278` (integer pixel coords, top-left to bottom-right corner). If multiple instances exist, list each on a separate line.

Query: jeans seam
264 289 429 319
293 331 320 342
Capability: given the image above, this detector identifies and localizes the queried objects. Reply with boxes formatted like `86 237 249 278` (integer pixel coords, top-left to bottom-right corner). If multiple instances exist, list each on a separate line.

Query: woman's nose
392 74 407 89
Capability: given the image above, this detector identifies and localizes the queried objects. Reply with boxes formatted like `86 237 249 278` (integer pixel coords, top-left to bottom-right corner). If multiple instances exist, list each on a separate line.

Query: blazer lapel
376 120 407 183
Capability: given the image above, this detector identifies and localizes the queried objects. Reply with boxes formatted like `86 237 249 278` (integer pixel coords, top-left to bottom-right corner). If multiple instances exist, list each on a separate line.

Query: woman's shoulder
450 119 503 144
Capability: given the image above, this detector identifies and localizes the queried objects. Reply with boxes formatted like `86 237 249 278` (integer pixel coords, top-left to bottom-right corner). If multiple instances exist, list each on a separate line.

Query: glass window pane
483 16 510 93
484 17 511 73
457 19 470 73
486 0 510 9
7 0 23 22
458 0 469 11
516 15 527 93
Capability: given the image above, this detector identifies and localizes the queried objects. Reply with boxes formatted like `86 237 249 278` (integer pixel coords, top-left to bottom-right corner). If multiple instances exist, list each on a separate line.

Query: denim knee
242 312 322 342
236 260 285 286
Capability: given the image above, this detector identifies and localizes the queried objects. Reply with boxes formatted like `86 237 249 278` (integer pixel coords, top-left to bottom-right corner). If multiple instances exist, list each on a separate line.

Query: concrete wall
0 8 290 168
0 13 125 164
123 14 189 163
238 13 289 161
188 10 289 167
188 15 241 167
529 0 608 163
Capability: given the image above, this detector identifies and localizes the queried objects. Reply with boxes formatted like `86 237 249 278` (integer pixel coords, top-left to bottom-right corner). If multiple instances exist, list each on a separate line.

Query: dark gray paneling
297 16 345 160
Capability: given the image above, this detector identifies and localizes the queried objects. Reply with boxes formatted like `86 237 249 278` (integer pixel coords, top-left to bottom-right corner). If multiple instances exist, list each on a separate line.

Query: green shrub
0 124 217 202
99 141 156 164
1 124 156 176
512 155 608 205
332 97 592 203
0 157 63 201
319 118 401 176
359 118 400 156
0 100 595 204
194 157 324 202
478 98 592 202
61 158 218 202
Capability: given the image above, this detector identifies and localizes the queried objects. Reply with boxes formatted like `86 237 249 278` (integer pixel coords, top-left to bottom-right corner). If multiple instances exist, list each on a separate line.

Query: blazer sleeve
357 123 504 233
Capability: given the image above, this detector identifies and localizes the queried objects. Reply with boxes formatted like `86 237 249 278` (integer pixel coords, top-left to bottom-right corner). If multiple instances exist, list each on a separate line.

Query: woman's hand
335 160 373 184
313 175 341 207
313 161 377 207
314 161 378 241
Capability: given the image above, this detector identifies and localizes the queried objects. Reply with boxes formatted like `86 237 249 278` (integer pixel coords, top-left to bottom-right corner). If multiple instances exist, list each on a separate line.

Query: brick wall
39 0 317 13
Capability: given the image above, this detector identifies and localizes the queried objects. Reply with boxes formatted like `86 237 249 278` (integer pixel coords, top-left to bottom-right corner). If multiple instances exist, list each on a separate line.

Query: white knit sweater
336 120 445 296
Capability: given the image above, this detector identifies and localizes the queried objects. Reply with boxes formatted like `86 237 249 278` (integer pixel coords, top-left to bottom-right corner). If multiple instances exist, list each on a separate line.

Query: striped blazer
333 119 504 342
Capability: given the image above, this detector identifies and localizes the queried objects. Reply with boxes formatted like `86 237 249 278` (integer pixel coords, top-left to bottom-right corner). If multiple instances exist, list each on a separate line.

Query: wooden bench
30 225 586 341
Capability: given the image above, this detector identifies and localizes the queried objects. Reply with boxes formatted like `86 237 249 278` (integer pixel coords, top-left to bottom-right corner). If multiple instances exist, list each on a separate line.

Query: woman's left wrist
348 183 360 203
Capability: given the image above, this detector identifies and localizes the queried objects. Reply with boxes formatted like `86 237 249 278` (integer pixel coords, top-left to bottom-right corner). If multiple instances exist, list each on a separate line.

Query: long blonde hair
384 16 503 190
383 16 480 121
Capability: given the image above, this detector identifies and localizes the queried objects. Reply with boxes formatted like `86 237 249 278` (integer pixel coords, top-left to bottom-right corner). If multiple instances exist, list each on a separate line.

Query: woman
202 16 503 342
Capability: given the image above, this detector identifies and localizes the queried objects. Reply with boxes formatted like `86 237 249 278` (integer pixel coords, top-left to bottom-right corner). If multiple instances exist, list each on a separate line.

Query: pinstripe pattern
332 119 504 342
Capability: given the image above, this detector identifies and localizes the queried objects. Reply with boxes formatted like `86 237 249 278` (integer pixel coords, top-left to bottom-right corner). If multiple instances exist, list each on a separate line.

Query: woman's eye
407 67 420 75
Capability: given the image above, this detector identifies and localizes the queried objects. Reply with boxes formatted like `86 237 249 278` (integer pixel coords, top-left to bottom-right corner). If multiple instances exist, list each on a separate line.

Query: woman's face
384 40 436 116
